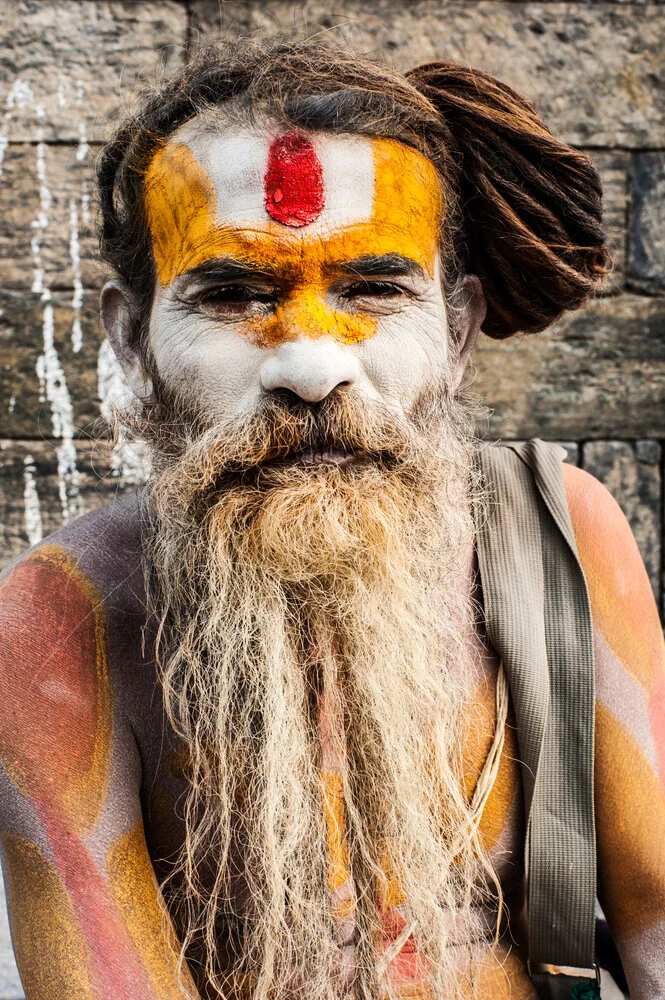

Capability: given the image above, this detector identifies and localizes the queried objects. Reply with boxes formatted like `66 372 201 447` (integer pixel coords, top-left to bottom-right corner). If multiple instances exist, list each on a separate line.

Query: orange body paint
0 546 111 831
564 464 665 946
0 548 188 999
318 661 522 997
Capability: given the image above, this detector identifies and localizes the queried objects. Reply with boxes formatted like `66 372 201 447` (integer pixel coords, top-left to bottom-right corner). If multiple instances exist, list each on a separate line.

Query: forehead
144 120 443 287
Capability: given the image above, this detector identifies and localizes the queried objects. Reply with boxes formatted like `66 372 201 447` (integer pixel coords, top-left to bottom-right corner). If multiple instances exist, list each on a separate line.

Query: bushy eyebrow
177 252 426 287
179 258 278 285
340 254 426 280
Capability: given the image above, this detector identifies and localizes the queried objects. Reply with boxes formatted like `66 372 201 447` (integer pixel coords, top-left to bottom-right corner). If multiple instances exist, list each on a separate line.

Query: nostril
270 387 304 408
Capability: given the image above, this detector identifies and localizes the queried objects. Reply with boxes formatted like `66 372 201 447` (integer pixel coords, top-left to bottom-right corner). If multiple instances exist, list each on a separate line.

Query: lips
296 447 361 466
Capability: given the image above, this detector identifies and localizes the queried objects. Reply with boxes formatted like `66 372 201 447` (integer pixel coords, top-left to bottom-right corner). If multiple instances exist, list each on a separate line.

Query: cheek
149 305 264 419
357 302 449 409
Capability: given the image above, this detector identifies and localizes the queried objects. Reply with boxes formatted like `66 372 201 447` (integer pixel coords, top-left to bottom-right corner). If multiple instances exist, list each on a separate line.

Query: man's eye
342 281 406 299
200 285 278 305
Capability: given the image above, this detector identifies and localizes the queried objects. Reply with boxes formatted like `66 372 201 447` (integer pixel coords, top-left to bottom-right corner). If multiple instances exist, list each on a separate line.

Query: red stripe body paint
264 133 324 227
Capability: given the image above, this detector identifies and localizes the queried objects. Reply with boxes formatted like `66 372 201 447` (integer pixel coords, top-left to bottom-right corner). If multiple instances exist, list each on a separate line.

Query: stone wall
0 2 663 993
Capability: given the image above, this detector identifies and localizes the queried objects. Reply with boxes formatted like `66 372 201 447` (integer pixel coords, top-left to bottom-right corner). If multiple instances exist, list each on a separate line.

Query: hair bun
407 61 613 338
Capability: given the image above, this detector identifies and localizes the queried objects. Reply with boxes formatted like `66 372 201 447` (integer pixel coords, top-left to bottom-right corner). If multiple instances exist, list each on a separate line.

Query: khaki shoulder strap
476 441 600 1000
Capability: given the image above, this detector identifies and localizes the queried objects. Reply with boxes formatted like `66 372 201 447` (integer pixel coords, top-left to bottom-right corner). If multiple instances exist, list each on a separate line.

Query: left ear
450 275 487 390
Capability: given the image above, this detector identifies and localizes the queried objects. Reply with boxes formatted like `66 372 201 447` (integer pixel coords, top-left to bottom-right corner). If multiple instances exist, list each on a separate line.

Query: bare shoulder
0 489 144 605
0 492 144 755
562 463 652 599
562 463 663 678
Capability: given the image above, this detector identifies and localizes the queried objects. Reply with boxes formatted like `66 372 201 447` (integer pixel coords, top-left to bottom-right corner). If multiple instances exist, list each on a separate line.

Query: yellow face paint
143 134 443 347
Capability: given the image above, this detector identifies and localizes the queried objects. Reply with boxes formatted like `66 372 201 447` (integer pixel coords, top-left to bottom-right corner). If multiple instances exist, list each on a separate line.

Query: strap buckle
528 962 601 985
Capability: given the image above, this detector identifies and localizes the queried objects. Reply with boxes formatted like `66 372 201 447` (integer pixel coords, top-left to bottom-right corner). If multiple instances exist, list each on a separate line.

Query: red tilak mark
264 133 324 227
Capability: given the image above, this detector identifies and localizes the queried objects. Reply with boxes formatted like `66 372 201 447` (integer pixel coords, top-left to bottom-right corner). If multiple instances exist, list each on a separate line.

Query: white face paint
140 118 453 424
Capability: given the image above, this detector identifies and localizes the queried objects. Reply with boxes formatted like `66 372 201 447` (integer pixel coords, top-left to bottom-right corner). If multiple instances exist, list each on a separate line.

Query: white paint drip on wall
76 122 88 162
30 110 82 523
0 125 7 177
69 197 83 352
80 179 91 225
4 78 34 112
30 111 49 295
23 456 44 546
36 298 82 521
97 338 149 485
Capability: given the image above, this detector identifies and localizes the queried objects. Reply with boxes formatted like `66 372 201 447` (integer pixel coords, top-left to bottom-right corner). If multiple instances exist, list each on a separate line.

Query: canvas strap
475 441 598 999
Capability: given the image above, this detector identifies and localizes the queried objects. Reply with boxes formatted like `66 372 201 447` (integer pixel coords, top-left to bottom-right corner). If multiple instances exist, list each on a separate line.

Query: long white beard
143 387 495 1000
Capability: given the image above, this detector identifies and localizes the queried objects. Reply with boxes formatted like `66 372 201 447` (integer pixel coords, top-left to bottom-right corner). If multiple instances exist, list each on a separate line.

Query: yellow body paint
2 833 93 1000
564 464 665 945
106 822 193 999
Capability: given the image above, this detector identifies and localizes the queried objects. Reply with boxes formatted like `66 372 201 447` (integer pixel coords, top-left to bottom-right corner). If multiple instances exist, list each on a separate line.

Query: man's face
140 118 450 424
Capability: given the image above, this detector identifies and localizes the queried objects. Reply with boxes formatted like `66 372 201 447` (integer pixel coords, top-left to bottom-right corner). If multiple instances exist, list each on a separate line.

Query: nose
259 338 360 403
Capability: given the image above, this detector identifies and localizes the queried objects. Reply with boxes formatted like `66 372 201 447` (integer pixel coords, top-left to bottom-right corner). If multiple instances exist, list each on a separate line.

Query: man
0 40 663 1000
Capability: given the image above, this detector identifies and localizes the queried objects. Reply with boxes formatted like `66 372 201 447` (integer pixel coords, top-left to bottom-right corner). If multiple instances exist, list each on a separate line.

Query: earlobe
451 275 487 390
99 280 153 401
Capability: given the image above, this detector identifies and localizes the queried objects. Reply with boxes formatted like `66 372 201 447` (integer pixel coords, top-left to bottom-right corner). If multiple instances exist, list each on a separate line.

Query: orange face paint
143 132 442 348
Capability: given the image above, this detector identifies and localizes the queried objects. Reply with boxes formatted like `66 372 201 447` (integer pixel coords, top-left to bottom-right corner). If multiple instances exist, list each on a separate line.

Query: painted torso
1 469 664 999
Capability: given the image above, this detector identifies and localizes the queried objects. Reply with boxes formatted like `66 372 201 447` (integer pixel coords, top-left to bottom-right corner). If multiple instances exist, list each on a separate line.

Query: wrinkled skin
0 123 663 999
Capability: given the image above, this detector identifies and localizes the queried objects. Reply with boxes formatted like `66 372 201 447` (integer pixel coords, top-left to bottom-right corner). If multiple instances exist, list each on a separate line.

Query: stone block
0 1 186 143
581 439 661 605
473 294 665 441
0 142 103 290
0 438 147 571
557 441 580 466
0 287 106 440
589 150 628 292
191 1 665 147
627 152 665 295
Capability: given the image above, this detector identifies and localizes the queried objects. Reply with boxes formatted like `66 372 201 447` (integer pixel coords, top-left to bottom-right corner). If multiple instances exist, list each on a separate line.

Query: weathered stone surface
589 150 628 292
627 152 665 294
474 294 665 440
582 439 661 604
0 1 186 143
192 1 665 147
0 142 103 289
0 288 106 440
0 438 146 571
557 441 579 466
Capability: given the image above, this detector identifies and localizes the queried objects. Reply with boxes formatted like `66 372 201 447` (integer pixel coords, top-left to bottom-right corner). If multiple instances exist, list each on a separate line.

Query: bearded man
0 40 663 1000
